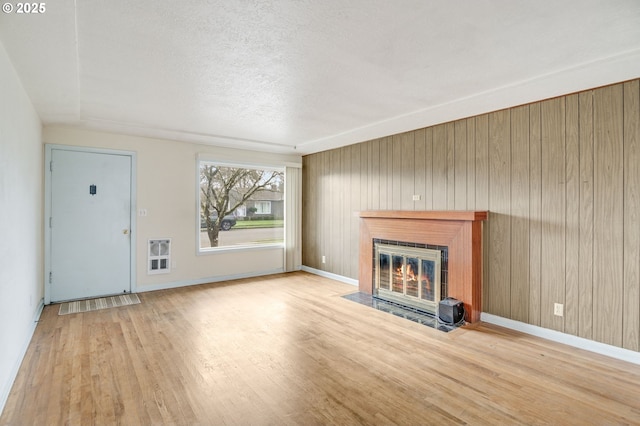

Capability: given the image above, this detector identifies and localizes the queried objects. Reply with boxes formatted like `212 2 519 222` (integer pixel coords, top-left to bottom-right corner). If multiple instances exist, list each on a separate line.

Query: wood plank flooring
2 272 640 425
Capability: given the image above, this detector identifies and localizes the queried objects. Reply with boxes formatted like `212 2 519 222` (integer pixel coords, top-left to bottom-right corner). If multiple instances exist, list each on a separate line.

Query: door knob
123 229 130 235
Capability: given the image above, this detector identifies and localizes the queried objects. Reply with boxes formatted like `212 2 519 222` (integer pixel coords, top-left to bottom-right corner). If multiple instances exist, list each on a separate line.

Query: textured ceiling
1 0 640 154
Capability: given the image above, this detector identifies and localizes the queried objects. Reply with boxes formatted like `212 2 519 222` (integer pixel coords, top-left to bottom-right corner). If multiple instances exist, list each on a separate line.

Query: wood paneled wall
302 79 640 352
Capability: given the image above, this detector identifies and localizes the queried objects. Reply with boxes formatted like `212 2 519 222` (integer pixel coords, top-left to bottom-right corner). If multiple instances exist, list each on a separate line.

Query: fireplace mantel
359 210 487 222
358 210 488 322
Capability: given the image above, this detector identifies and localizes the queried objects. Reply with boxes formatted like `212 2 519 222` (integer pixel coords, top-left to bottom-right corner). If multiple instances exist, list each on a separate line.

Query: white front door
49 148 132 302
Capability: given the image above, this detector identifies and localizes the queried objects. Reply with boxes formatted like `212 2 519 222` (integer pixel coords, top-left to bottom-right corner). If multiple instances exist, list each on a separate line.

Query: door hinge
50 161 53 172
49 217 52 228
49 272 52 284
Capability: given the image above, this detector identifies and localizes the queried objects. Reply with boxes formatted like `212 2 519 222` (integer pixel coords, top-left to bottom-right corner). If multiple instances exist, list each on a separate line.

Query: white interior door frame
44 144 137 304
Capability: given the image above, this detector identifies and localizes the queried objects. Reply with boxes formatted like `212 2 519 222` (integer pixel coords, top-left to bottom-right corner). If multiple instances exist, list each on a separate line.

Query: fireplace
359 210 488 322
374 242 446 316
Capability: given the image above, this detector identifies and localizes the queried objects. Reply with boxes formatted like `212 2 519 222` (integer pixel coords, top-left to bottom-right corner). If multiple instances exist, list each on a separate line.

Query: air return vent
148 239 171 274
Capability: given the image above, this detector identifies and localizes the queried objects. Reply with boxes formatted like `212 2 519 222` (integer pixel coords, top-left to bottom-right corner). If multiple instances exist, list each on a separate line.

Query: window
254 201 271 215
198 161 285 251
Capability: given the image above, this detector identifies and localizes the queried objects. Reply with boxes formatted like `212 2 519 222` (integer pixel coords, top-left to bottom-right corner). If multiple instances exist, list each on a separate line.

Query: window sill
198 243 284 256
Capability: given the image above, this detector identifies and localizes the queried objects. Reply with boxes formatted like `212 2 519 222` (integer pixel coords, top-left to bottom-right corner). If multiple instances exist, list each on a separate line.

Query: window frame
196 158 285 255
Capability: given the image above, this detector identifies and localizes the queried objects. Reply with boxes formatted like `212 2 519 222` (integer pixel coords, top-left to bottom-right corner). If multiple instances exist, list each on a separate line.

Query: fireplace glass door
375 244 442 315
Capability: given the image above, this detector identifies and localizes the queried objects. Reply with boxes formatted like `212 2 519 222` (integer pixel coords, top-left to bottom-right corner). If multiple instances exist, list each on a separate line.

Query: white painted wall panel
0 42 43 414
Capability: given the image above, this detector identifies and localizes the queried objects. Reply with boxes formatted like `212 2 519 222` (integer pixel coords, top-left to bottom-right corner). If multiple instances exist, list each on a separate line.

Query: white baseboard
1 299 45 417
481 312 640 366
136 268 286 293
300 266 359 286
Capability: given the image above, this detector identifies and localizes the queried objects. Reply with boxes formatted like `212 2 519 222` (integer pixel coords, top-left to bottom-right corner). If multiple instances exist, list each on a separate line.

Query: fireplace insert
374 243 443 315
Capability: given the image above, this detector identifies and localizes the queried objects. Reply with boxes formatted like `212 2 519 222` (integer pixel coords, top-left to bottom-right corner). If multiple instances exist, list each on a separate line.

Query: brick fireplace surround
358 211 488 322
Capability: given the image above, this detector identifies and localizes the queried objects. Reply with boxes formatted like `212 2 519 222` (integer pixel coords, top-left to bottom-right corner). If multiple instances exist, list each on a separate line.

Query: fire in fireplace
374 242 444 315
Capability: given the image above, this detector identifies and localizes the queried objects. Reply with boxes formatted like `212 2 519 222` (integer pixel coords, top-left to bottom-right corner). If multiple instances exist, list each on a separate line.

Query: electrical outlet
322 255 326 264
554 303 564 317
412 194 421 201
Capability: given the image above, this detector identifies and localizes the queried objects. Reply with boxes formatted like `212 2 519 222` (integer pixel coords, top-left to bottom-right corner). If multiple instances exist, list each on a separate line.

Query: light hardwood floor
2 272 640 425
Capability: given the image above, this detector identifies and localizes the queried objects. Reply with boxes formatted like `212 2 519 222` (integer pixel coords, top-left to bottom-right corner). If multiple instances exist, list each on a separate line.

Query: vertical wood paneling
360 142 369 212
321 151 330 270
301 156 309 266
593 85 624 346
578 91 594 339
311 154 321 269
414 129 427 210
341 146 351 277
300 79 640 353
350 145 362 278
317 151 331 270
385 136 394 209
475 115 490 310
488 110 511 317
623 80 640 351
432 125 447 209
424 128 434 210
329 149 342 272
446 122 456 209
454 120 467 209
400 132 415 210
379 137 390 209
540 98 566 332
564 94 580 335
301 156 314 268
475 115 490 207
510 105 529 322
310 153 319 269
392 134 403 209
370 139 381 210
466 117 476 209
529 103 542 326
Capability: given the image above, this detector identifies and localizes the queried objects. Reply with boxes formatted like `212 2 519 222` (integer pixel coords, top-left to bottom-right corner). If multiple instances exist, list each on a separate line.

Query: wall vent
148 239 171 274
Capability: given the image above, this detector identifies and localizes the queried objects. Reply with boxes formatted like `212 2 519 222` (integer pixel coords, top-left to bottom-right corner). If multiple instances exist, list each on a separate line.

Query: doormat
58 294 141 315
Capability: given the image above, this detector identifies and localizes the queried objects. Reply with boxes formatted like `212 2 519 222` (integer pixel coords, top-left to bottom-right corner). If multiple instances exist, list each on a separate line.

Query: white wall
42 126 302 292
0 42 43 413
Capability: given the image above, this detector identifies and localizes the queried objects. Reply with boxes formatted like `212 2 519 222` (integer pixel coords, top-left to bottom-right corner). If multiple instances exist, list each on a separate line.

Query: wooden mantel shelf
358 210 488 322
358 210 488 222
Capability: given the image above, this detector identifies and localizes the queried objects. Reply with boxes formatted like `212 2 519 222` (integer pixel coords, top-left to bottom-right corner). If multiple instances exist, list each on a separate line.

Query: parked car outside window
200 213 237 231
